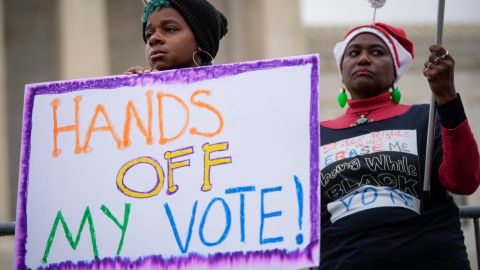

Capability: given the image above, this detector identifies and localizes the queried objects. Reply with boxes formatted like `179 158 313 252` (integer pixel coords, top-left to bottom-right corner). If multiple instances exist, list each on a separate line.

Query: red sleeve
439 119 480 194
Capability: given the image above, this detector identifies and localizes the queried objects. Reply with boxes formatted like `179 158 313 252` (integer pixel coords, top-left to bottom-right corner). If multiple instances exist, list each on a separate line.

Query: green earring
337 87 347 108
391 83 401 104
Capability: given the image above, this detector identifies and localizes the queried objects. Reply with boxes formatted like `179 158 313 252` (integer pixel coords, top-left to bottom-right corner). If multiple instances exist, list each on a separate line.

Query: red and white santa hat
334 22 414 82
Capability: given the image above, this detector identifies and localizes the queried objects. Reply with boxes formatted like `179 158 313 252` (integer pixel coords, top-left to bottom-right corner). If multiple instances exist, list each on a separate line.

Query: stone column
0 0 8 223
106 0 146 74
207 0 306 64
259 0 306 59
0 0 14 267
58 0 110 80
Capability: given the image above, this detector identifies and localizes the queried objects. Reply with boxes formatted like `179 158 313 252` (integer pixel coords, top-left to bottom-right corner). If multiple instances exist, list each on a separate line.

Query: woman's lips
354 68 374 75
354 69 374 77
150 50 167 60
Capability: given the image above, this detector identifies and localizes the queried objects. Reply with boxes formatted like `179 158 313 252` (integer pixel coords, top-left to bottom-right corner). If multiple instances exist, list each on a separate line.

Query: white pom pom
368 0 386 8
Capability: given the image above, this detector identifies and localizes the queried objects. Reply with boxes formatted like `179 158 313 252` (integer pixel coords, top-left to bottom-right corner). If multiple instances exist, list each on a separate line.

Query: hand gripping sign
14 55 320 270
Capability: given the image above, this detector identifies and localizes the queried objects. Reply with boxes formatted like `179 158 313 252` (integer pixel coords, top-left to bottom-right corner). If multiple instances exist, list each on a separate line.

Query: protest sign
14 55 320 269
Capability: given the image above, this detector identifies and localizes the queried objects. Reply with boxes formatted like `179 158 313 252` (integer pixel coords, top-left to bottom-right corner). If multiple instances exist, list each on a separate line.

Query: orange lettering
123 90 153 147
189 90 224 138
83 104 122 153
51 96 83 157
157 92 189 145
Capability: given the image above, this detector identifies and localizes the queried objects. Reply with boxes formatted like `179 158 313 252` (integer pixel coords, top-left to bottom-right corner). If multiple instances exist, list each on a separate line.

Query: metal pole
0 222 15 236
474 218 480 270
421 0 445 212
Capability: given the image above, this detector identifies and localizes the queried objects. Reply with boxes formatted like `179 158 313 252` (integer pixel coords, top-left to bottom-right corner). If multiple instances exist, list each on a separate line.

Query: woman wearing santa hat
319 22 479 269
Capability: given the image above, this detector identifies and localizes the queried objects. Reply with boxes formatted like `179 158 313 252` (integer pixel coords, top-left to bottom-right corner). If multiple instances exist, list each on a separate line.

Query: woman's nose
148 31 165 45
357 51 371 65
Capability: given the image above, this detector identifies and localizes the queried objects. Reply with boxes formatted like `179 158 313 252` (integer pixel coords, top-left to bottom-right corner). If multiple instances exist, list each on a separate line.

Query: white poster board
14 55 320 269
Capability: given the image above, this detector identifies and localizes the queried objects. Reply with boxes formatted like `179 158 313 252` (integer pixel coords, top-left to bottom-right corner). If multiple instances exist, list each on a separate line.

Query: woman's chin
350 85 386 99
150 61 172 72
351 82 376 93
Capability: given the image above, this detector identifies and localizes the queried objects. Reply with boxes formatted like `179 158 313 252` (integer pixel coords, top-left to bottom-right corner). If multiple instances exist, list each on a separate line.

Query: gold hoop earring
193 50 215 67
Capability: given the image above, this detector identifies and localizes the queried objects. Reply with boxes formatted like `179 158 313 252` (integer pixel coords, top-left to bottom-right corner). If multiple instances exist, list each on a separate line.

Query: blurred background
0 0 479 268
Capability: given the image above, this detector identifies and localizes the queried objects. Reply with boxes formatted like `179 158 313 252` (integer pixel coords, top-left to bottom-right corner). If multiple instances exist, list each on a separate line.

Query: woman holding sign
125 0 228 74
319 22 480 269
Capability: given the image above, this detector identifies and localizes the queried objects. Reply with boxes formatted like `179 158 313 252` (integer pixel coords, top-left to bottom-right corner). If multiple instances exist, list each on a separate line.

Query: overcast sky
300 0 480 26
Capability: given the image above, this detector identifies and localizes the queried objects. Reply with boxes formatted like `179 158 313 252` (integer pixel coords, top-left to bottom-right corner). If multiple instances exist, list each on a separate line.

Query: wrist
437 93 466 129
435 91 457 105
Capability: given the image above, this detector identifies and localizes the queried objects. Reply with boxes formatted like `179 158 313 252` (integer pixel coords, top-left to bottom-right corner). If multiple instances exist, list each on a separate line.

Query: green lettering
42 206 98 264
101 203 131 255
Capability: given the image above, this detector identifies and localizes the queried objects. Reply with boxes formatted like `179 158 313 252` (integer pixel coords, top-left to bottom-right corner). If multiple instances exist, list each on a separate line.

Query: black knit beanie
142 0 228 64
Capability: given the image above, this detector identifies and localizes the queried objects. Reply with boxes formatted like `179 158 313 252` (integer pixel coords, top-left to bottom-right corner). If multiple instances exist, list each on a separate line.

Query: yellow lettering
116 157 165 198
202 142 232 191
164 146 194 194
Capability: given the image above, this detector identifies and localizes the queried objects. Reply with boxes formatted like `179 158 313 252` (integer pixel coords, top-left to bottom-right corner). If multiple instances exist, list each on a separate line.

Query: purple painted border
15 55 320 269
15 85 34 270
35 243 318 270
309 55 320 245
